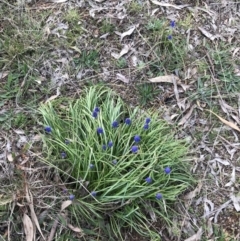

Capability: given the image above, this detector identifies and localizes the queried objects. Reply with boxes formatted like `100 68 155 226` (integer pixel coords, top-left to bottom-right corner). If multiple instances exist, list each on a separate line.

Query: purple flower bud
112 121 119 128
168 35 172 40
44 126 52 133
91 191 97 197
125 118 131 125
131 146 138 153
145 118 151 124
134 135 141 143
156 193 162 200
97 127 104 134
164 167 171 174
92 111 98 118
69 194 75 200
143 124 149 130
108 141 113 148
112 159 117 165
170 20 175 28
94 107 100 112
145 177 152 184
65 139 70 144
61 152 67 159
102 145 107 150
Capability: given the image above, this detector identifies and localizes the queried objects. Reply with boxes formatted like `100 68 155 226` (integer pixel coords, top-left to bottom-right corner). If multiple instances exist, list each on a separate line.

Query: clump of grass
128 0 143 14
100 19 115 34
73 50 100 69
115 57 127 68
145 19 188 75
39 85 194 240
136 83 160 106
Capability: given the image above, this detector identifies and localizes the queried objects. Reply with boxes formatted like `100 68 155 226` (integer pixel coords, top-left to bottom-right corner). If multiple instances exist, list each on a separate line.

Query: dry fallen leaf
183 182 202 199
150 0 189 9
61 200 72 211
230 193 240 212
116 73 129 83
25 187 44 240
149 75 179 83
0 71 9 79
198 27 216 41
178 105 196 125
149 75 190 91
67 223 83 233
48 0 68 2
119 25 138 41
111 44 131 59
7 153 13 162
184 227 203 241
23 213 34 241
207 110 240 132
45 87 60 103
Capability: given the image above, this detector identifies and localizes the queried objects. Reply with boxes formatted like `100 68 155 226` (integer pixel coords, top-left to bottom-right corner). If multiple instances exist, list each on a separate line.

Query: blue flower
44 126 52 133
102 145 107 150
92 111 98 118
65 139 70 145
170 20 175 28
61 152 67 159
89 163 94 169
134 135 141 143
145 118 151 124
97 127 104 134
131 146 138 153
164 167 171 174
69 194 75 200
145 177 152 184
112 121 119 128
125 118 131 125
91 191 97 197
156 193 162 200
143 124 149 130
94 107 100 112
168 35 172 40
108 141 113 148
112 159 117 165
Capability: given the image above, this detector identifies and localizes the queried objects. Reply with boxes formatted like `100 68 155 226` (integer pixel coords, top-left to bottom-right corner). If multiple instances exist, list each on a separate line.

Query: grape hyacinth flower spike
134 135 141 143
145 177 152 184
44 126 52 133
156 193 162 200
164 167 171 174
112 121 119 128
97 127 104 134
125 118 131 125
131 146 138 153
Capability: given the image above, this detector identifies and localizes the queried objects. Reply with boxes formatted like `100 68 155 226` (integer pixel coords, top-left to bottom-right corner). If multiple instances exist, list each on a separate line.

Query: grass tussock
39 85 194 239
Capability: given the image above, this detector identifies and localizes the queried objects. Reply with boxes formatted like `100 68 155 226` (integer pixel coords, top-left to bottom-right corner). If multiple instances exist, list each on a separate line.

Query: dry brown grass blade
23 213 34 241
184 227 203 241
25 185 45 240
178 105 196 125
207 110 240 132
48 200 73 241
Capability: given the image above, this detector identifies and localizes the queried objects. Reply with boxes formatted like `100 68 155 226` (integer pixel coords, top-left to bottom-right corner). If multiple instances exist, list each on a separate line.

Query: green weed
209 43 240 92
128 1 143 14
136 83 160 106
39 85 194 240
100 19 115 34
64 9 84 45
115 57 127 69
73 50 100 69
